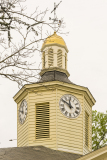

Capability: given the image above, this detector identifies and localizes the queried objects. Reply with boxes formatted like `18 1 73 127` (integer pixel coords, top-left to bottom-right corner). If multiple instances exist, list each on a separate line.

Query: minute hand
62 99 72 110
61 99 69 106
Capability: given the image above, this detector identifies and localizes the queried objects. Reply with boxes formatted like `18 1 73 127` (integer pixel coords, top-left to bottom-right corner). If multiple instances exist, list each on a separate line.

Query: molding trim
13 81 96 106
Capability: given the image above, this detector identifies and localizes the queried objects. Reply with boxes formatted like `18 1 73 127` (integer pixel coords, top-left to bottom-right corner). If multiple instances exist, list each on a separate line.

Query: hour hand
69 99 73 109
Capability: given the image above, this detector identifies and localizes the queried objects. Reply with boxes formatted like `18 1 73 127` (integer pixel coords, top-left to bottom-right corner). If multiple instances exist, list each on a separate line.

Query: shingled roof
39 71 73 84
0 146 82 160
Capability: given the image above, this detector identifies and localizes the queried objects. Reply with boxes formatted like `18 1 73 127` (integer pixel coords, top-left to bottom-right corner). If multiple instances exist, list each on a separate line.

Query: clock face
59 94 81 119
19 99 27 124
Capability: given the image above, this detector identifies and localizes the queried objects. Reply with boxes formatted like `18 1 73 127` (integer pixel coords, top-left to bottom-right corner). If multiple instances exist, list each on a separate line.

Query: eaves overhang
13 81 96 106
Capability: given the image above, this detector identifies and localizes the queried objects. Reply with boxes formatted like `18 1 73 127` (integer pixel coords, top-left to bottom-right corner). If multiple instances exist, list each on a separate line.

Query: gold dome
41 32 68 52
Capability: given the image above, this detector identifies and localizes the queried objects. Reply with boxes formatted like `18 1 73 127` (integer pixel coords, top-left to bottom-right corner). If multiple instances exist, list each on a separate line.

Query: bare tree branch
0 0 64 88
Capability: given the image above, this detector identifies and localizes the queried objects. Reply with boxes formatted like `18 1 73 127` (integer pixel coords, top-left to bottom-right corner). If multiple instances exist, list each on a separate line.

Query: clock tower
14 32 95 155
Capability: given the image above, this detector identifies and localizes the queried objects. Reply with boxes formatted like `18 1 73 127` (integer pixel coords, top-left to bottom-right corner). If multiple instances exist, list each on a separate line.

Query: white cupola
40 32 70 77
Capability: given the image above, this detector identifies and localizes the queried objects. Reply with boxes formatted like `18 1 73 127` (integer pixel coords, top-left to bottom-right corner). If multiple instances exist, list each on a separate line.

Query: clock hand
61 99 69 106
62 98 72 110
69 99 73 109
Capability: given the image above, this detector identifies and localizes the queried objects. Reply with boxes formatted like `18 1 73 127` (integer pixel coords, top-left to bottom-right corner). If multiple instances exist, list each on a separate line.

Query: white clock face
59 94 81 119
19 99 27 124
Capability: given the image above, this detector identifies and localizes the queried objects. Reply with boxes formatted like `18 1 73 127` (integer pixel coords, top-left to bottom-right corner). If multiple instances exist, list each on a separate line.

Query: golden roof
41 32 68 52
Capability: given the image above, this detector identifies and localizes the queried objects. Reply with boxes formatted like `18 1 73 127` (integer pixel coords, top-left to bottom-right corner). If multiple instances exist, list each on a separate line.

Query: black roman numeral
20 118 22 123
69 113 71 117
75 110 79 114
65 111 68 115
61 107 65 111
72 99 74 102
64 97 67 101
76 107 80 110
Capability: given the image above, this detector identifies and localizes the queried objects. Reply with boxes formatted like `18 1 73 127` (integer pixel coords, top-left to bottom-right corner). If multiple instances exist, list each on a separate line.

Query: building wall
16 82 95 155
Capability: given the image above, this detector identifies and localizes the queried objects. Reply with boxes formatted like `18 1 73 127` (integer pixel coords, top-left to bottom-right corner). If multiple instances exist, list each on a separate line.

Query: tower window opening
48 48 53 67
85 111 89 147
43 52 45 69
57 49 62 68
36 102 50 139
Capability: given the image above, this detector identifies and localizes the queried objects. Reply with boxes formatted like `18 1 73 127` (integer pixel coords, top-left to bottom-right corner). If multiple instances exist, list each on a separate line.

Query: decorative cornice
13 81 96 106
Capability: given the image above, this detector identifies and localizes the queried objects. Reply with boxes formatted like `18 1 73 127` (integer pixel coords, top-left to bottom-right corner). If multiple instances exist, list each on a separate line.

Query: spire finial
49 1 62 32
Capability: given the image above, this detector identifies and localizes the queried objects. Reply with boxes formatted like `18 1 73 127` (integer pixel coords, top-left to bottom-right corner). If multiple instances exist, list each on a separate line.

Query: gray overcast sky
0 0 107 148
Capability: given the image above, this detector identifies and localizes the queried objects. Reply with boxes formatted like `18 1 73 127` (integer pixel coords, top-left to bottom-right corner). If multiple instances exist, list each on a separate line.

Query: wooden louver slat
57 49 62 68
36 103 50 139
42 52 45 69
48 49 53 67
85 111 89 147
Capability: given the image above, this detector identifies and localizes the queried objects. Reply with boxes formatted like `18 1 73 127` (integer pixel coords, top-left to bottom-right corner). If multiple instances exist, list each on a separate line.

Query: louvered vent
65 53 67 69
57 49 62 68
48 49 53 67
36 103 50 139
42 52 45 69
85 111 89 147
